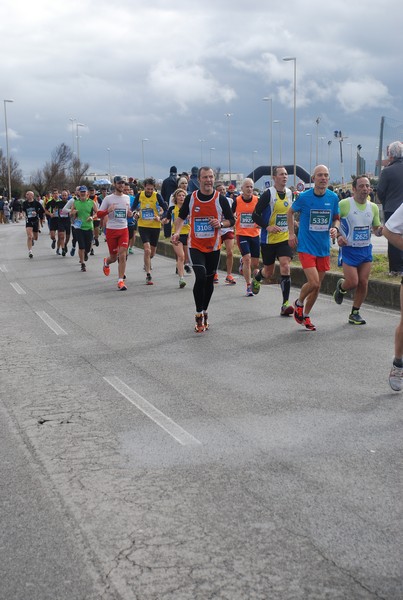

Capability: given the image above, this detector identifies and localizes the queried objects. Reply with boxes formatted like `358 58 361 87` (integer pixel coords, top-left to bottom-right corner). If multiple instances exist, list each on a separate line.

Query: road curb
134 237 401 311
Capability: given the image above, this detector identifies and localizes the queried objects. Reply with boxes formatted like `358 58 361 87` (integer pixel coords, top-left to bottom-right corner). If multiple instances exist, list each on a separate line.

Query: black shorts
75 228 93 251
179 234 188 247
128 224 136 240
49 216 59 231
26 220 39 233
261 241 293 265
138 227 160 247
59 218 71 235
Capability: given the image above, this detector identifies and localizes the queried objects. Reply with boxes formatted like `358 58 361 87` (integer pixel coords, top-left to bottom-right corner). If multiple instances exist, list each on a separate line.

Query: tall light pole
224 113 232 184
69 117 77 154
346 142 353 180
141 138 148 179
327 140 332 173
199 139 206 164
3 99 13 202
76 122 86 162
283 57 297 187
252 150 258 182
262 97 273 184
107 147 111 182
315 116 321 165
273 119 282 164
319 136 325 163
334 130 347 188
306 133 312 187
209 147 215 166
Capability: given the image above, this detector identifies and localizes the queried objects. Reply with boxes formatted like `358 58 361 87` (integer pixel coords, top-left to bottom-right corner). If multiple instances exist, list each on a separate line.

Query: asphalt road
0 222 402 600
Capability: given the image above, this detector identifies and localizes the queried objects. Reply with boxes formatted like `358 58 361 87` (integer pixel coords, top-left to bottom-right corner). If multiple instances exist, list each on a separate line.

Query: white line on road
10 282 26 295
35 311 68 336
0 264 8 272
104 376 201 447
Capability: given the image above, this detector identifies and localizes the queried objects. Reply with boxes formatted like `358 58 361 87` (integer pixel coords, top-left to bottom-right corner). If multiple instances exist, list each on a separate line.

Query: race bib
240 212 254 228
73 219 82 229
193 217 214 238
352 226 370 246
309 209 331 231
114 208 126 219
53 208 59 217
275 214 288 231
26 208 37 219
141 208 154 220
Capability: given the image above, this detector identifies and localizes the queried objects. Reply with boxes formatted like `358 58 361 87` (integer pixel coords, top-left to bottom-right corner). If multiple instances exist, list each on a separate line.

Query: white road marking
0 264 8 272
10 282 26 295
104 376 201 446
35 311 68 335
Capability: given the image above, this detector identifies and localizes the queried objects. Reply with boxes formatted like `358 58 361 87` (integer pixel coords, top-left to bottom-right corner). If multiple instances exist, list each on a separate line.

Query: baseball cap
228 184 236 191
78 185 88 192
113 175 125 184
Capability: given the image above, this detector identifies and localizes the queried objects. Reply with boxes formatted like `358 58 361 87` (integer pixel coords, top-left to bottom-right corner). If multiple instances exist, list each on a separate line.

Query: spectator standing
377 141 403 275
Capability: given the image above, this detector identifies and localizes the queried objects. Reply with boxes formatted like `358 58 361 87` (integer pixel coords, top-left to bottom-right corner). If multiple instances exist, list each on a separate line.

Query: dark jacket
377 157 403 214
161 173 178 204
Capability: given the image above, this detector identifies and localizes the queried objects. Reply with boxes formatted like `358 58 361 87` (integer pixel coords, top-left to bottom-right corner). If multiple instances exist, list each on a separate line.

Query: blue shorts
340 244 373 267
236 235 260 258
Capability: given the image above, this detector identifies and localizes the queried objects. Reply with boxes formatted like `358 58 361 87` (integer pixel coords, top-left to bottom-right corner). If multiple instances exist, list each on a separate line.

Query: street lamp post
69 117 77 154
141 138 148 179
283 57 297 187
327 140 332 173
3 99 13 202
262 97 273 184
224 113 232 184
209 147 215 166
76 122 86 162
306 133 312 186
273 120 282 164
199 139 206 164
334 130 347 188
252 150 258 183
315 116 321 166
346 142 353 180
107 147 111 182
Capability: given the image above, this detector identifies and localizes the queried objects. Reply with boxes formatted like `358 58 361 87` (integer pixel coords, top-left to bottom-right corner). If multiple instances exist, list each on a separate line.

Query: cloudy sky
1 0 402 186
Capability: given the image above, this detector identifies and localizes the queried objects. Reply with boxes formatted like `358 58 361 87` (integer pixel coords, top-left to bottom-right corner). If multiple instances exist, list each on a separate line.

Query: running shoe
194 313 205 333
293 300 304 324
280 301 294 316
103 258 110 276
225 274 236 285
333 278 347 305
251 278 261 295
348 310 366 325
246 285 254 297
51 239 56 249
84 252 88 261
64 244 67 253
94 238 99 247
303 316 316 331
128 247 133 254
62 248 66 257
184 264 192 274
70 246 76 256
146 273 153 285
29 251 33 259
81 263 86 272
203 312 209 330
213 273 219 284
117 280 127 291
90 248 94 256
179 277 186 288
56 248 61 255
389 363 403 391
239 257 243 275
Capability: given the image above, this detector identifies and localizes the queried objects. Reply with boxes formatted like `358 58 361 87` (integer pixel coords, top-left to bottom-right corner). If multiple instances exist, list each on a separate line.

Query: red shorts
106 228 129 255
298 252 330 272
221 231 235 242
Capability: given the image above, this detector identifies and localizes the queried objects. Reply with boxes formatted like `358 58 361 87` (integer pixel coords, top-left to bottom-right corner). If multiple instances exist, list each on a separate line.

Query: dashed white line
0 264 8 272
10 282 26 295
36 311 68 336
104 376 201 446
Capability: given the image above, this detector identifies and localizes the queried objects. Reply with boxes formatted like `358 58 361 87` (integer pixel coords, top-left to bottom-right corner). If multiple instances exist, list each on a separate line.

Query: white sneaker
389 363 403 391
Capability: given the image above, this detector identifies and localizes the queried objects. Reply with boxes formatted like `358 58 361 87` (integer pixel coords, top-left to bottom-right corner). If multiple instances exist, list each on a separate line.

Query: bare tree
0 149 24 198
30 142 89 194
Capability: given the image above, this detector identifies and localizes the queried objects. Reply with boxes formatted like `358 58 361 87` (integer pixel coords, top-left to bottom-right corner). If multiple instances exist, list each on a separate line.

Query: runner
22 191 44 258
164 188 189 288
171 167 235 332
287 165 340 331
97 176 132 290
70 186 97 272
132 177 167 285
232 178 261 297
252 165 294 315
214 181 236 285
123 182 137 255
333 175 382 324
